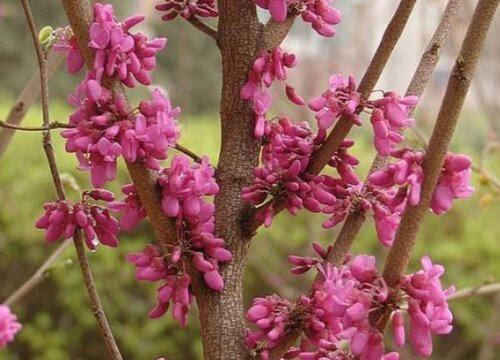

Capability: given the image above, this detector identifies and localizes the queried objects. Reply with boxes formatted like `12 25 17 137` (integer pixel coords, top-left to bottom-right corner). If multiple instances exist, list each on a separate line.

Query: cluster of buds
370 150 474 215
126 245 193 326
108 184 147 231
241 47 303 137
155 0 218 20
35 189 120 250
246 247 454 360
62 77 179 187
254 0 342 37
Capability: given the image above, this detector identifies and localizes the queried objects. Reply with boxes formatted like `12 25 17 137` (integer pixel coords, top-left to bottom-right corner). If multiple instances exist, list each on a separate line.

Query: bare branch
174 143 204 164
382 0 500 289
20 1 123 358
448 282 500 301
187 16 218 40
4 239 72 306
0 120 71 131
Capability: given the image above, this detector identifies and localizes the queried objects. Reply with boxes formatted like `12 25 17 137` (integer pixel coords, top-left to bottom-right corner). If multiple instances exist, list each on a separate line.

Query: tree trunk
195 2 262 360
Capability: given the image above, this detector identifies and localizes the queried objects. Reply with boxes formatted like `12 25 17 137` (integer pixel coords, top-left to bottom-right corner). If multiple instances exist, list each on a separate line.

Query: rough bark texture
196 2 261 359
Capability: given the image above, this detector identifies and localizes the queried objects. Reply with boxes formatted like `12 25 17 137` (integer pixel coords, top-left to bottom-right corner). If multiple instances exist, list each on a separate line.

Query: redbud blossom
0 305 21 348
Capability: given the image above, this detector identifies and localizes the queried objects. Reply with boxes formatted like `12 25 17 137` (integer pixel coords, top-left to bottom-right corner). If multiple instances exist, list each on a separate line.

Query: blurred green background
1 0 500 359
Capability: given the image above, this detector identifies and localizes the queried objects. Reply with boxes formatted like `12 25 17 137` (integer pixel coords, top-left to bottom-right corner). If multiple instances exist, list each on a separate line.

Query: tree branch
0 120 71 131
258 15 295 52
448 282 500 301
325 0 465 266
20 1 123 358
4 239 73 306
382 0 500 289
187 16 218 40
0 51 64 161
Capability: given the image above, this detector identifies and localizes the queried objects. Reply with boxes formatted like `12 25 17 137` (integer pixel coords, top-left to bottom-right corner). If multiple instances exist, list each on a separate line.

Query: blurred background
0 0 499 359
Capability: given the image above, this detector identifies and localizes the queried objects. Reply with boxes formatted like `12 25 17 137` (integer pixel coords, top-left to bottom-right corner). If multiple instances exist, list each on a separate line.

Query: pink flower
35 190 120 250
368 92 418 156
109 184 147 231
254 0 342 37
309 74 361 132
89 3 166 87
430 153 474 215
156 0 218 21
241 47 301 137
0 305 22 348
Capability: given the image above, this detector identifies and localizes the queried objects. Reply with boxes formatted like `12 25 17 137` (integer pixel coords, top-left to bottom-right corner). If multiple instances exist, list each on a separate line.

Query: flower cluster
246 250 454 359
241 47 303 137
398 256 455 357
369 149 474 214
0 305 22 348
126 155 232 325
254 0 342 37
155 0 218 21
109 184 147 231
84 3 167 87
308 74 361 135
62 78 179 187
368 92 418 155
242 118 349 227
127 245 193 326
35 189 120 250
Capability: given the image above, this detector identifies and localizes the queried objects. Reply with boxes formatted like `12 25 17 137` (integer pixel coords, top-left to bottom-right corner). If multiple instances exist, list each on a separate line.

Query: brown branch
187 16 218 40
258 15 296 52
4 239 72 306
0 51 64 160
20 1 123 359
174 143 203 164
325 0 465 266
382 0 500 289
448 282 500 301
249 0 418 234
0 120 71 131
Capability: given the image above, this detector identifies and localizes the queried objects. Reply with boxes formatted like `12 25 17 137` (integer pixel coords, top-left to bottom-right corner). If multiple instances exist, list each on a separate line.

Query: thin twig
187 16 218 40
0 120 71 131
174 143 203 163
4 239 73 306
325 0 465 266
0 51 64 160
448 282 500 301
249 0 418 233
19 1 123 359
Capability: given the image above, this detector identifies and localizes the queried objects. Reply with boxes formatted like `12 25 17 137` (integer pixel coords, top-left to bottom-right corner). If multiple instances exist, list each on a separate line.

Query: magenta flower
35 189 120 250
254 0 342 37
109 184 147 231
309 74 361 132
156 0 218 21
430 153 474 215
368 92 418 156
89 3 167 87
0 305 22 348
